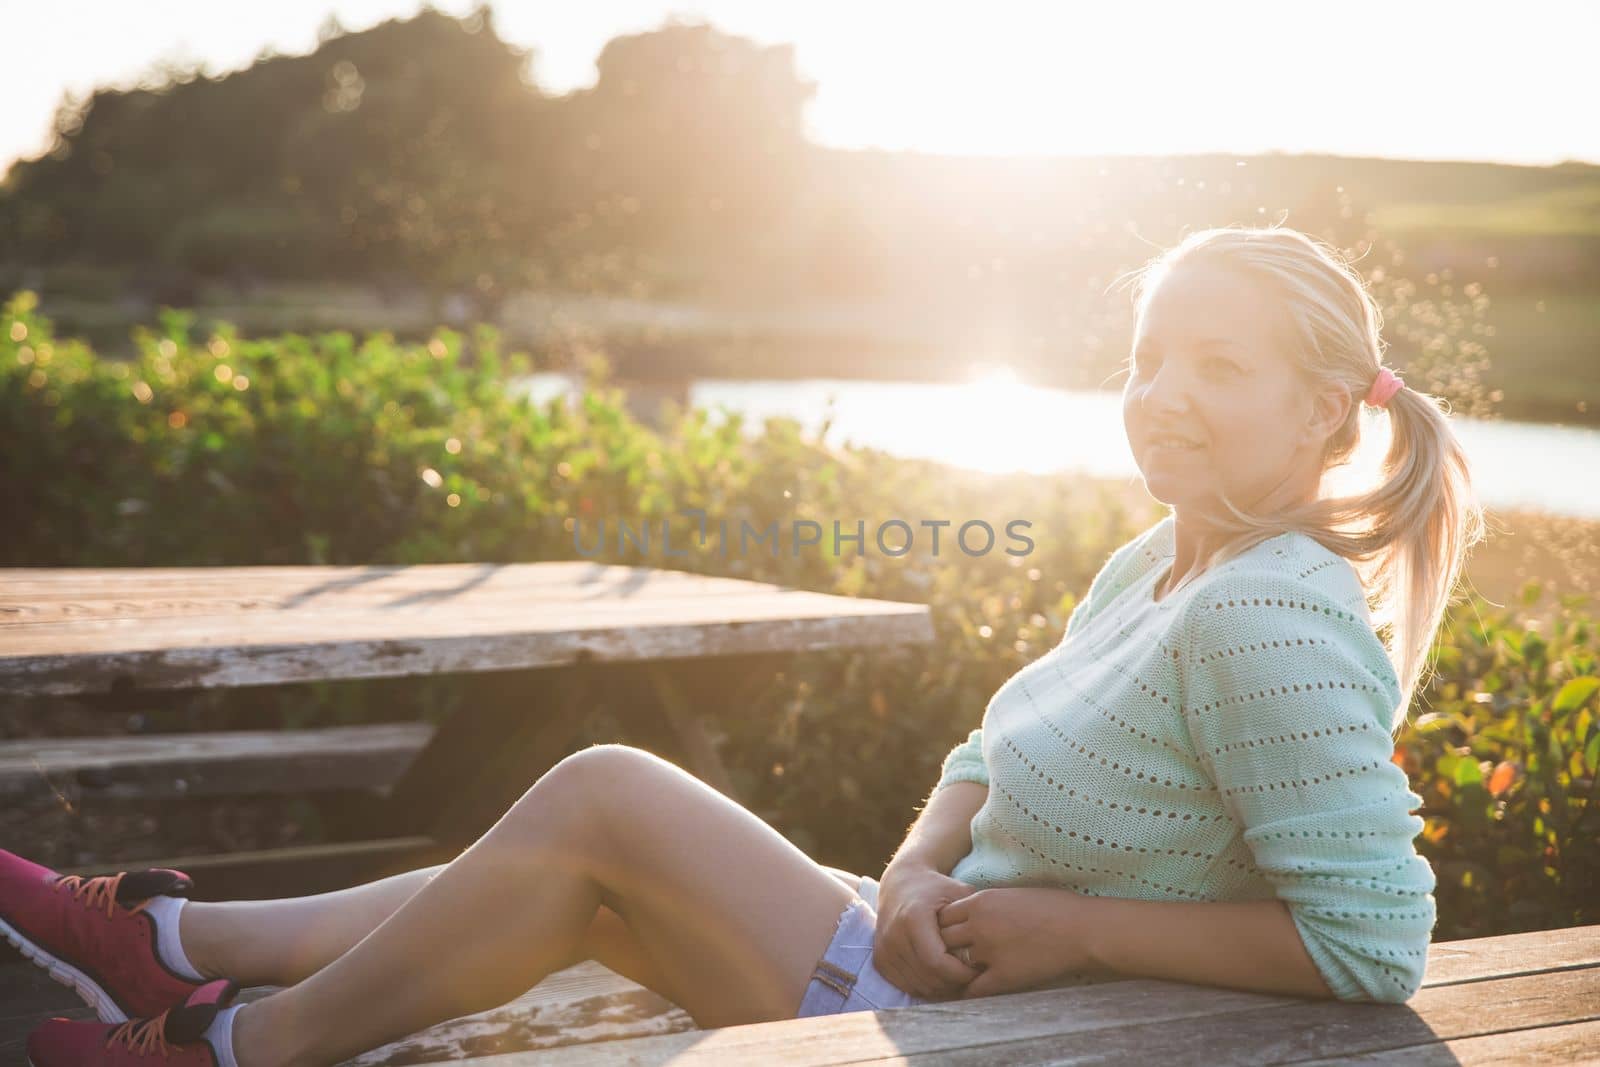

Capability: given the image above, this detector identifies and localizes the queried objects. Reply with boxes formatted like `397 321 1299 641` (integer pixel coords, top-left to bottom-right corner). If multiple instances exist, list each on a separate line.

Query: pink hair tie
1365 367 1405 408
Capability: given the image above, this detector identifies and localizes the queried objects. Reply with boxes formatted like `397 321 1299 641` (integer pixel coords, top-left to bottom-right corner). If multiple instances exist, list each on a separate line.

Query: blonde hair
1123 225 1487 729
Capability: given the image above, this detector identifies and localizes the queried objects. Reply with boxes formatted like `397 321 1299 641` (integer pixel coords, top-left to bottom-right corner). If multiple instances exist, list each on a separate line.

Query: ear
1302 381 1351 446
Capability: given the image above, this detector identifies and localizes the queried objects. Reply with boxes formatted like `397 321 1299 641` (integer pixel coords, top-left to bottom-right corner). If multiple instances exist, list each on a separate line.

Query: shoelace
105 1010 175 1056
53 872 149 920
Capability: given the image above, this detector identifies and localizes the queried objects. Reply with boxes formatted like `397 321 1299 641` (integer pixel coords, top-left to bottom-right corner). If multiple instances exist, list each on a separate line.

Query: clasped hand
935 886 1097 998
875 861 1097 1001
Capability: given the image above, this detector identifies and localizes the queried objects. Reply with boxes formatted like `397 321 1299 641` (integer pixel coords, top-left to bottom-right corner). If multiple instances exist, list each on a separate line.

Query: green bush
3 291 1593 938
1397 586 1598 935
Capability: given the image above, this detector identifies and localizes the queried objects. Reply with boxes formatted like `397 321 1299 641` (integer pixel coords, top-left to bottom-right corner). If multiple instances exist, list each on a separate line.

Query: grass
1374 184 1600 238
1474 293 1600 422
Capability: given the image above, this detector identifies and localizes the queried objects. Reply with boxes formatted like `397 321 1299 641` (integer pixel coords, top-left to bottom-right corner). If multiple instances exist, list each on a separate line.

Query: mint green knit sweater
935 513 1436 1004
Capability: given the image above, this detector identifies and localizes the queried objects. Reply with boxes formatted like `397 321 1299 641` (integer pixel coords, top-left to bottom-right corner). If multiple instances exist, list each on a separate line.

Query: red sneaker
0 850 206 1022
26 977 238 1067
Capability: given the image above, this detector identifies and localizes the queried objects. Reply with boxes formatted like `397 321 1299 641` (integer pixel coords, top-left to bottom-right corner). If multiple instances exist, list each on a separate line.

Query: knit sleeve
1177 572 1436 1004
934 727 989 792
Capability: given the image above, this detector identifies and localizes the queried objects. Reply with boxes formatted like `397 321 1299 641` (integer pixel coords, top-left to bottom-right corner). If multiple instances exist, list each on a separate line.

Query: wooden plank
0 561 770 600
418 979 1299 1065
0 959 697 1067
643 653 790 801
1418 923 1600 986
0 566 796 617
381 665 597 844
0 987 91 1064
55 837 453 902
1291 1018 1600 1064
382 651 788 842
341 962 694 1067
903 966 1600 1067
0 563 934 696
0 961 89 1025
442 962 1600 1065
3 921 1594 1066
1 612 931 696
0 723 433 801
652 669 740 799
0 592 928 650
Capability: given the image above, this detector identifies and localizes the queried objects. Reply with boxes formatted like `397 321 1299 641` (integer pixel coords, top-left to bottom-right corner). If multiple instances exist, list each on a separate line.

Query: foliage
0 10 811 301
2 8 1597 421
1399 584 1599 935
2 294 1593 938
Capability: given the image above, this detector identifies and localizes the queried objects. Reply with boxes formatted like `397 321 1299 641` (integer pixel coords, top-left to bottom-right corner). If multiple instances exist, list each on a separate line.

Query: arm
936 886 1333 1000
1077 895 1334 999
887 779 986 876
1172 575 1437 1003
873 766 989 998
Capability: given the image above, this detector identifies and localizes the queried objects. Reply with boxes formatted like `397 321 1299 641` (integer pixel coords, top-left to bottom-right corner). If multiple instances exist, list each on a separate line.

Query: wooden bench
0 561 934 893
2 920 1593 1063
0 723 434 802
503 921 1600 1065
363 921 1600 1064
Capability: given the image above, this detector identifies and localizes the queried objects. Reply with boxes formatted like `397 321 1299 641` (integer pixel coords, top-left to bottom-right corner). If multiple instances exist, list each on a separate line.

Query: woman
4 225 1484 1066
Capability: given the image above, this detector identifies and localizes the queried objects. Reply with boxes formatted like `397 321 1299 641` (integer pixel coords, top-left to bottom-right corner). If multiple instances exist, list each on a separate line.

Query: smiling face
1122 260 1328 525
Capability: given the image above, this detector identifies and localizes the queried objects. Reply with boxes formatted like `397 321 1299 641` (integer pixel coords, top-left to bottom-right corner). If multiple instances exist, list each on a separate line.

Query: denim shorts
794 874 935 1017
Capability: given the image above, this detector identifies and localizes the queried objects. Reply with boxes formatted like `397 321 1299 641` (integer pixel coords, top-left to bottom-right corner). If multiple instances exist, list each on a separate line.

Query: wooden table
0 562 932 696
9 917 1588 1063
0 562 935 878
414 922 1600 1065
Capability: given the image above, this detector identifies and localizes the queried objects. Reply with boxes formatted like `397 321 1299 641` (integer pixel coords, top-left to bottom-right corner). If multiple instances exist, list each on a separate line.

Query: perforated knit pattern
933 514 1436 1004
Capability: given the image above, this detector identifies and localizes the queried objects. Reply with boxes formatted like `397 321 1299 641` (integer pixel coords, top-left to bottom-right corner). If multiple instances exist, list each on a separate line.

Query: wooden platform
0 723 434 801
444 923 1600 1064
0 559 936 897
0 960 695 1065
2 924 1594 1064
0 561 934 695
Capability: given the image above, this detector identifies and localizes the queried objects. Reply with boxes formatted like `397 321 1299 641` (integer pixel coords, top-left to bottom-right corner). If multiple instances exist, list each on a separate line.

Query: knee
513 744 659 836
550 743 662 784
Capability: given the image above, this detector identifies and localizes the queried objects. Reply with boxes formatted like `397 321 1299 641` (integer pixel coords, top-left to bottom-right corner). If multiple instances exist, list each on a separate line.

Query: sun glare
827 367 1127 478
969 364 1021 389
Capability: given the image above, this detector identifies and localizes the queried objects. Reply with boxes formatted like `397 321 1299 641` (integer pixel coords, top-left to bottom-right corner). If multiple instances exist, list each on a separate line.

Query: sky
4 0 1597 174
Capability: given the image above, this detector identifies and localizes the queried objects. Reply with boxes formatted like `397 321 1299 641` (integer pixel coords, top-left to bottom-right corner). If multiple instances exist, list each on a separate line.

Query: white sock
204 1004 242 1067
141 895 207 982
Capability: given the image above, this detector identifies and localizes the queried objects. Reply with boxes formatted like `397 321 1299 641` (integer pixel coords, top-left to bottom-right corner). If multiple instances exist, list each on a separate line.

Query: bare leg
182 868 445 986
181 867 684 998
182 858 859 992
229 746 864 1067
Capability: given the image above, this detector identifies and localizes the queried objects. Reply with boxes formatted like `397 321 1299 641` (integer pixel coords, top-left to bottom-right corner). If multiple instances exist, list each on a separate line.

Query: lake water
515 373 1600 521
